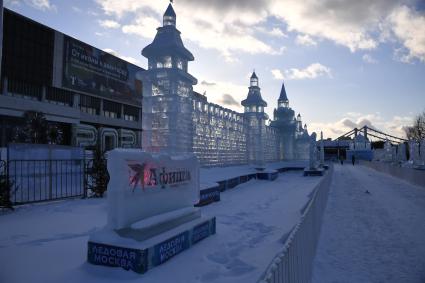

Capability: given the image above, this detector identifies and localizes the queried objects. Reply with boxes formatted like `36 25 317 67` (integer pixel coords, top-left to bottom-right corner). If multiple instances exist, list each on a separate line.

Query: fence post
5 146 12 206
48 159 52 200
5 160 8 204
7 160 13 209
0 160 12 209
83 159 87 198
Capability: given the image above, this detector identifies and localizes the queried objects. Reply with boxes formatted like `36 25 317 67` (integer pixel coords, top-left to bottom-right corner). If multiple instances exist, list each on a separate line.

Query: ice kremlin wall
141 4 310 167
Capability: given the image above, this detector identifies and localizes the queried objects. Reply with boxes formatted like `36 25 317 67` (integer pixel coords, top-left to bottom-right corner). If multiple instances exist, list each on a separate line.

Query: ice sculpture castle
142 4 310 166
270 82 310 160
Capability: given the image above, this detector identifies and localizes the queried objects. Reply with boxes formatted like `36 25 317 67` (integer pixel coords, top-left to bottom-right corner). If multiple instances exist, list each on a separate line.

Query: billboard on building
62 35 143 101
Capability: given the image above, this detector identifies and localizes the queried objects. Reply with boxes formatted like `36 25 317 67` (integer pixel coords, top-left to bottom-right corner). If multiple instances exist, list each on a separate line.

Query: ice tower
141 3 197 153
269 81 309 160
242 72 269 165
270 82 296 159
294 113 310 159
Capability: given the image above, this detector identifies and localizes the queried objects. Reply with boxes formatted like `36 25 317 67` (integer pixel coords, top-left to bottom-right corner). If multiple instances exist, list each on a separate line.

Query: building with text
0 7 144 150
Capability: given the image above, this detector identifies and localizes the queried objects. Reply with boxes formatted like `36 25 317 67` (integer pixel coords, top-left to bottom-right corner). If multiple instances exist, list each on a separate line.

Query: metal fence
258 165 334 283
6 159 87 205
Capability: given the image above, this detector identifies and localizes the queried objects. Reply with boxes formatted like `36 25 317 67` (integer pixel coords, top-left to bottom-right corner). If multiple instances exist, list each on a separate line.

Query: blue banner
87 242 147 273
153 231 190 266
192 221 211 244
197 187 220 206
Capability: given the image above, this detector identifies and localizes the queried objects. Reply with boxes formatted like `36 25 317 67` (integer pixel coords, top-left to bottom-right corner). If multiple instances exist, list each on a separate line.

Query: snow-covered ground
0 164 320 283
312 164 425 283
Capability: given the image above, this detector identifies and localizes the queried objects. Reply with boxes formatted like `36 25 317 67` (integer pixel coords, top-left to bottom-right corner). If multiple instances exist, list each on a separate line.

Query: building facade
0 8 144 151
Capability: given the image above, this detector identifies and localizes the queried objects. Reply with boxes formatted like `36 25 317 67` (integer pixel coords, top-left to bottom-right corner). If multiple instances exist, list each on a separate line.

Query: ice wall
192 96 247 167
144 89 295 167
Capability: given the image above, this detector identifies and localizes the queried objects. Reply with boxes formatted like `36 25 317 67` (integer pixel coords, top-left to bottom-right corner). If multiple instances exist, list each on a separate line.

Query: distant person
339 155 344 165
352 155 356 166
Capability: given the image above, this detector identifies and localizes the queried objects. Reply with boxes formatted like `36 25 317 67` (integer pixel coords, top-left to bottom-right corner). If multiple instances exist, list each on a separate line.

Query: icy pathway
312 164 425 283
0 171 320 283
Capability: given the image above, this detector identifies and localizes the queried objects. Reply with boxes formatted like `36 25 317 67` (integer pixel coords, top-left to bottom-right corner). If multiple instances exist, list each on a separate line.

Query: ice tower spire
250 70 258 87
163 3 176 26
278 81 289 108
242 71 267 111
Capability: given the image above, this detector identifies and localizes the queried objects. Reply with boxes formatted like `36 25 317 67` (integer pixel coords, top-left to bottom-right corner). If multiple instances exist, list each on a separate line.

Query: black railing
0 160 13 209
8 79 42 100
6 159 87 205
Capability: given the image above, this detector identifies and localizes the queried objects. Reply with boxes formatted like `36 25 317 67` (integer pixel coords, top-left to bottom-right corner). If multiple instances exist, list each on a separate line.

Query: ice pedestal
383 140 393 162
417 140 425 169
397 143 407 163
411 141 424 168
304 132 324 176
87 149 216 274
408 140 415 163
88 214 216 273
391 146 397 163
319 131 325 167
400 141 421 168
421 140 425 163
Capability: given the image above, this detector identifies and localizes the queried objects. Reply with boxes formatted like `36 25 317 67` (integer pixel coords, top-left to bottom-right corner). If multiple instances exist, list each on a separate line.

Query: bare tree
405 111 425 140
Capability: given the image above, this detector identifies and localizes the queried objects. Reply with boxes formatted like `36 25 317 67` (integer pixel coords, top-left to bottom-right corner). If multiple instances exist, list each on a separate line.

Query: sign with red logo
106 150 199 230
127 162 191 191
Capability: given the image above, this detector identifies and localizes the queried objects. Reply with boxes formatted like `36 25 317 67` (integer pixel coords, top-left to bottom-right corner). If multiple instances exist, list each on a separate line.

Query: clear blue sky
5 0 425 139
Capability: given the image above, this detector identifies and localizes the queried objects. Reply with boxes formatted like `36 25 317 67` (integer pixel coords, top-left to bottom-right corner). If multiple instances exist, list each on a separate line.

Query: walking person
339 155 344 165
352 154 355 166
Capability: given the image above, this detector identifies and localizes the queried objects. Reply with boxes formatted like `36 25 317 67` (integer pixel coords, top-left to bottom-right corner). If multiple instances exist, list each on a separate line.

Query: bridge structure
323 125 408 161
335 125 407 144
